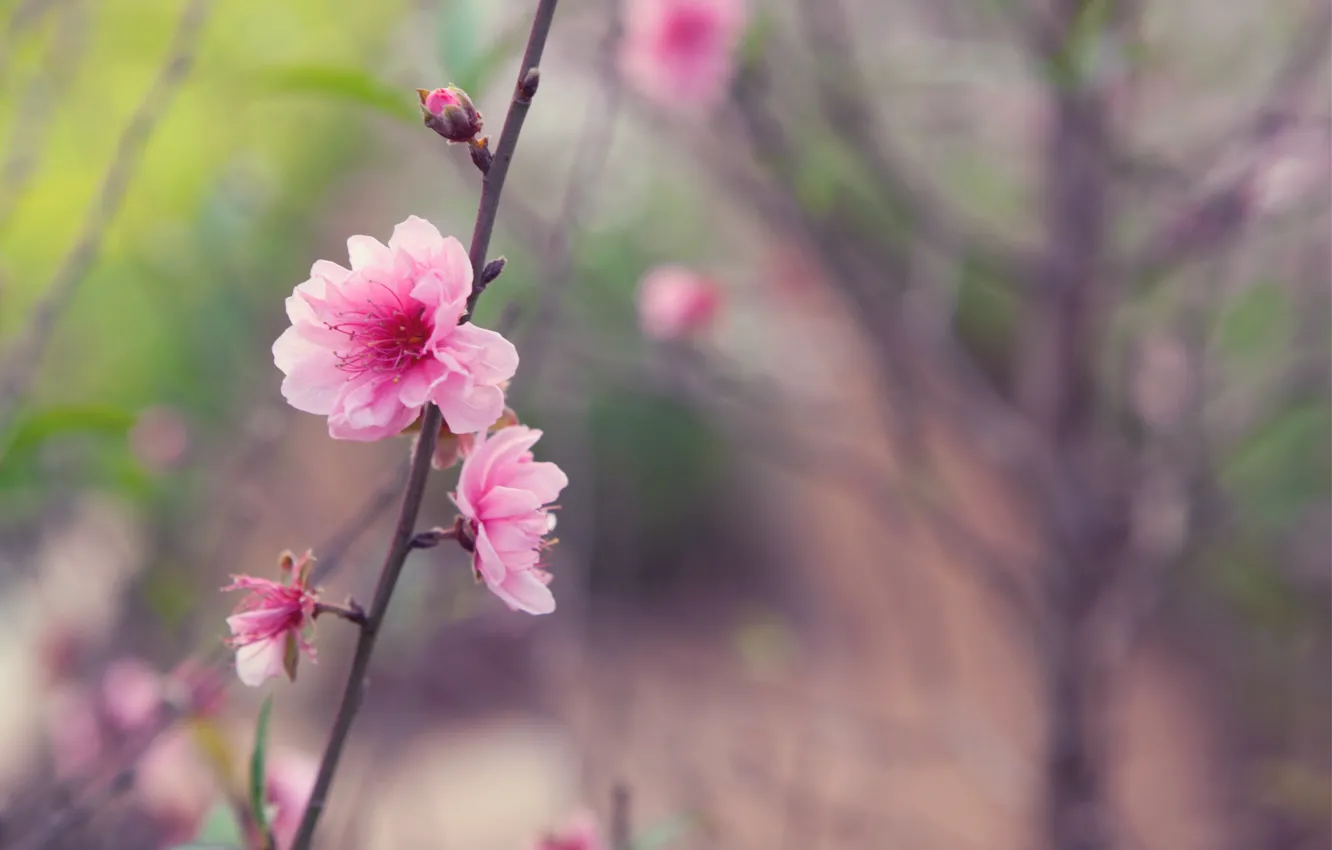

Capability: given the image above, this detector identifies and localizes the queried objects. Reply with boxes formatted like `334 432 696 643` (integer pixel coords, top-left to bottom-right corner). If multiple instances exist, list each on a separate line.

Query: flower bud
417 85 484 144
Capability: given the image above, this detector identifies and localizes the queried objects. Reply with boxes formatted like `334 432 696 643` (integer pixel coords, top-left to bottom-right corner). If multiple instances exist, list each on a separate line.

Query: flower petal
235 636 287 687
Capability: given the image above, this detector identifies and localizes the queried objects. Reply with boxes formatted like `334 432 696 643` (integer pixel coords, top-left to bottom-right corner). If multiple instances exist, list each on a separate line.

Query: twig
0 0 86 231
0 0 211 444
289 4 559 846
461 0 560 322
286 403 443 850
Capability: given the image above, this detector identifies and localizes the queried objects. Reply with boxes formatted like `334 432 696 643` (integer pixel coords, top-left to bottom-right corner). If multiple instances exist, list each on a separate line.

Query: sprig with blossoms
216 0 748 845
217 3 569 848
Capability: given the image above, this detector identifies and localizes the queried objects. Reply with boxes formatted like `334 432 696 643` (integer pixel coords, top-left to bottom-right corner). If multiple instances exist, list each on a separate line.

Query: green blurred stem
289 2 558 847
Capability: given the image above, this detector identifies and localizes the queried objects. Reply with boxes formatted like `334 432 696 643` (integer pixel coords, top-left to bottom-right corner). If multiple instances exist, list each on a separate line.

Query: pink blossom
452 426 568 615
533 810 607 850
432 404 518 470
637 265 722 340
620 0 747 111
266 748 319 850
222 551 319 687
102 657 164 732
273 216 518 441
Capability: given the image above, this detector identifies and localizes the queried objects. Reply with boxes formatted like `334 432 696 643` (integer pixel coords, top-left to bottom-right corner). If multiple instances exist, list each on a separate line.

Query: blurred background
0 0 1328 848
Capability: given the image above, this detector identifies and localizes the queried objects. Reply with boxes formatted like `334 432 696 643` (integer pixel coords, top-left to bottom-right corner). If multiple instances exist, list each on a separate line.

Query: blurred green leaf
255 66 416 121
1212 545 1304 630
1041 0 1114 89
1214 282 1292 361
249 695 275 837
1 404 135 460
736 8 775 71
632 812 698 850
437 0 525 95
437 0 481 79
1222 401 1331 528
186 800 246 845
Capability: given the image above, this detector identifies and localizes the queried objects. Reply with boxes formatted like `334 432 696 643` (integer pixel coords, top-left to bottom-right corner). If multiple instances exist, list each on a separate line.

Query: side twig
289 3 559 846
461 0 560 322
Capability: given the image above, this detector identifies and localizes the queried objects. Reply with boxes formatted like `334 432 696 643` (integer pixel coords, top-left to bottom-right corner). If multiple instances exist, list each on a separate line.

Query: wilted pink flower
273 216 518 441
533 810 607 850
620 0 747 110
266 748 319 850
637 265 722 340
452 426 568 615
222 551 319 687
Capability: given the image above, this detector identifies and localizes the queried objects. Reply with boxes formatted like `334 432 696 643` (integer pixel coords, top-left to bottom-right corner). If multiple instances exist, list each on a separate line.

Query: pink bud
636 265 722 340
417 85 484 144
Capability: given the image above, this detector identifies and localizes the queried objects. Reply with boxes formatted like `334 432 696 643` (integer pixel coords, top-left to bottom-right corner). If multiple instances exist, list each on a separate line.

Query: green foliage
254 65 417 122
436 0 526 95
1221 401 1331 530
632 812 699 850
174 801 246 847
1214 282 1292 361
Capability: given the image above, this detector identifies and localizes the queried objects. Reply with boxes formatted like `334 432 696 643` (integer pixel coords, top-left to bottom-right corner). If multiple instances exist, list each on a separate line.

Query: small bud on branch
481 256 507 285
418 85 484 144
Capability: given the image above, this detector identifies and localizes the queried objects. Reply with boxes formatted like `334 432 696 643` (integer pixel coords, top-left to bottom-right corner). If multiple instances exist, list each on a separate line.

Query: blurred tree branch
0 0 213 447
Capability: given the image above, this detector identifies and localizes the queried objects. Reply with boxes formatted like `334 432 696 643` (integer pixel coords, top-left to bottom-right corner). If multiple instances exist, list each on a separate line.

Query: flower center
327 285 432 374
661 7 718 56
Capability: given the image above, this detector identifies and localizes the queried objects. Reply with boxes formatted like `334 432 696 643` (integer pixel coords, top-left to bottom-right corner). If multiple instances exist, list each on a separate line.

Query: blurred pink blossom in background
637 265 722 340
532 810 607 850
272 216 518 441
620 0 747 111
266 748 320 850
453 425 568 615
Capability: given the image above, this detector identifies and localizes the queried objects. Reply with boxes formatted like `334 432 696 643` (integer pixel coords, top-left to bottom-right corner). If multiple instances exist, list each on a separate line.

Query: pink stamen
325 287 432 375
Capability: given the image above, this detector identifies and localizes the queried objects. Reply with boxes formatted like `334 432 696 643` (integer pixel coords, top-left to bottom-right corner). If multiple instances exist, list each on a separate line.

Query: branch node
519 68 541 101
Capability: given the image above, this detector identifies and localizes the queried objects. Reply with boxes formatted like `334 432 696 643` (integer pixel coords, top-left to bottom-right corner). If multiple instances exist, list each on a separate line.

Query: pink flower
266 748 319 850
273 216 518 441
432 404 518 470
637 265 722 340
136 727 215 845
620 0 747 111
452 426 568 615
102 657 164 732
533 810 607 850
222 551 319 687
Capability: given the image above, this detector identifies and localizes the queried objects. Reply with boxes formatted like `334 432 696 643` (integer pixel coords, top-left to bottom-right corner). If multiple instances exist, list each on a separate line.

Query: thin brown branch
1125 0 1332 288
461 0 560 321
290 3 559 846
0 0 86 230
0 0 212 444
286 404 443 850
